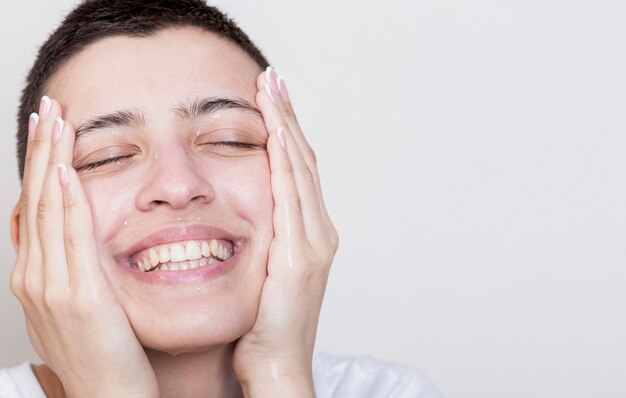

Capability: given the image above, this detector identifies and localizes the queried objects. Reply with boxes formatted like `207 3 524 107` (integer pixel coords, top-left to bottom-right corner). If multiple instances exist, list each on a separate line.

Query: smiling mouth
129 239 235 272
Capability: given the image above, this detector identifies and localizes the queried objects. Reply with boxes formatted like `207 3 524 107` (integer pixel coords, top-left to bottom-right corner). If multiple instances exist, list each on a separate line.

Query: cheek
81 176 137 244
219 156 274 232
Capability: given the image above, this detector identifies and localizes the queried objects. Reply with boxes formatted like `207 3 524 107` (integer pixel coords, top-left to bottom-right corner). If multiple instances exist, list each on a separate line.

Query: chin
126 294 260 355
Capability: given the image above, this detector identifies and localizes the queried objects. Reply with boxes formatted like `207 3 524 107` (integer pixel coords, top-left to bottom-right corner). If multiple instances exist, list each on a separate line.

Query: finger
59 162 104 290
256 82 327 241
25 97 57 243
16 113 41 260
257 107 306 246
39 117 72 287
256 70 334 231
256 68 315 177
12 112 41 304
24 96 63 300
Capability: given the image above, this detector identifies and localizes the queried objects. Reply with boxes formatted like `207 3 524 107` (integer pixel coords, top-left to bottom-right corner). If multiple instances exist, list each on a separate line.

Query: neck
146 343 243 398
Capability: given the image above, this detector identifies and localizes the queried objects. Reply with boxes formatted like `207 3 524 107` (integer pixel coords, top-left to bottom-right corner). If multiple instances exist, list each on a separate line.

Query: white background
1 1 626 397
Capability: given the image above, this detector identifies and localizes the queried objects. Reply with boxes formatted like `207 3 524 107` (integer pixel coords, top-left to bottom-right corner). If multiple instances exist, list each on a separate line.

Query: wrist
240 372 315 398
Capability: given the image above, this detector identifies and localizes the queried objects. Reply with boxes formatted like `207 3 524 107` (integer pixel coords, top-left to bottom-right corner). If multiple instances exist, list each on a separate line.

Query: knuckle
9 272 25 299
20 191 36 216
306 147 317 164
289 197 303 213
19 189 32 207
64 230 81 250
36 199 52 222
24 150 33 163
302 165 315 183
29 135 44 152
28 136 48 158
279 104 293 118
63 191 79 210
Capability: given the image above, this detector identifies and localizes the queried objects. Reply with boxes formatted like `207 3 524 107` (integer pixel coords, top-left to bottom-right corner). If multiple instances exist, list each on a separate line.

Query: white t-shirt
0 353 443 398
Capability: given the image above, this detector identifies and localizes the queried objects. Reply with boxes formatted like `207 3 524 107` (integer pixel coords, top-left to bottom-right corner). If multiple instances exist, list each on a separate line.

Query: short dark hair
16 0 270 180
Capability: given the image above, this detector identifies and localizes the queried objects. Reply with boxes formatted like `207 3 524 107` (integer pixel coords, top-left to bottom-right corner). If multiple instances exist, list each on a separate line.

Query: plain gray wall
2 1 626 397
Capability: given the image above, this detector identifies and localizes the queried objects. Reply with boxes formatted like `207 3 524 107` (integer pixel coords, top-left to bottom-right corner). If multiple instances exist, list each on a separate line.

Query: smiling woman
1 1 441 397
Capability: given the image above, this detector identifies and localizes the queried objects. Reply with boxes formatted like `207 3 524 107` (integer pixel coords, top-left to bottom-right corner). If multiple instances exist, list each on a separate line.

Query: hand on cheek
232 68 339 397
10 97 159 398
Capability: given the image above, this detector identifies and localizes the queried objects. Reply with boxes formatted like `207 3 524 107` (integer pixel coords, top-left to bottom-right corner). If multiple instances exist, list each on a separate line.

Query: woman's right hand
10 96 159 398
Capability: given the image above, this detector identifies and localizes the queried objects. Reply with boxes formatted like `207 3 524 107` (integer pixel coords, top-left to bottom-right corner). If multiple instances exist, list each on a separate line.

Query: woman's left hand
232 68 339 397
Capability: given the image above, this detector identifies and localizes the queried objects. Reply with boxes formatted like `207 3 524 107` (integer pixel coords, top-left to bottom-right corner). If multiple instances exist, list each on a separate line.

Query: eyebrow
74 97 263 140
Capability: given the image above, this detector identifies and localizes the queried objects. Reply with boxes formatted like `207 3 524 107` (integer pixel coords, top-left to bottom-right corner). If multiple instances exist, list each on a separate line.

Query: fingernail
264 66 273 84
277 127 287 149
265 66 280 93
53 117 64 144
265 84 276 104
277 76 290 103
57 163 69 187
39 96 51 121
28 113 39 141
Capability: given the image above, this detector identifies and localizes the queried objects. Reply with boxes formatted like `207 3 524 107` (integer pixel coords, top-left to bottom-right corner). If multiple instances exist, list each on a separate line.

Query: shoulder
312 352 444 398
0 362 47 398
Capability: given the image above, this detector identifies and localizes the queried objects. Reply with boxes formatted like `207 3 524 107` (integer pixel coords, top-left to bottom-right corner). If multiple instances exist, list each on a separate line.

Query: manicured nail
39 96 51 121
265 84 276 104
277 76 290 103
28 113 39 141
265 66 273 84
265 66 280 93
277 127 286 149
57 163 69 187
53 117 64 144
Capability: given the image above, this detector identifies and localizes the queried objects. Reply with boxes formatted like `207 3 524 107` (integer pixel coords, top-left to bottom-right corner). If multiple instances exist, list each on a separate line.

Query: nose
135 144 215 211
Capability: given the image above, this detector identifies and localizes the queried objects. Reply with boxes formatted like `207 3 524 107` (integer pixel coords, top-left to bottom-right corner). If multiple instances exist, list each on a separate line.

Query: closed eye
206 141 266 150
76 155 134 172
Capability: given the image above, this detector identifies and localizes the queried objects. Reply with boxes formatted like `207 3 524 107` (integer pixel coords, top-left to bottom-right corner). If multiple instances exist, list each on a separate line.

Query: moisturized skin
10 27 338 398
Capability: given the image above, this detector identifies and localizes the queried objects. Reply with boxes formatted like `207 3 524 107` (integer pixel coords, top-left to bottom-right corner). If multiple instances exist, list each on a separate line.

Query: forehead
46 26 262 124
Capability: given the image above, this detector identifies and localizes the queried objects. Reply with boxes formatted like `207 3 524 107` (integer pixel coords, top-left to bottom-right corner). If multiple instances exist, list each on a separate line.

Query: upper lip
114 223 242 262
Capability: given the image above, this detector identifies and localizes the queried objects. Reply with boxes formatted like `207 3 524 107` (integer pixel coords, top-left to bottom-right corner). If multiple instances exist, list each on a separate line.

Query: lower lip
118 251 240 285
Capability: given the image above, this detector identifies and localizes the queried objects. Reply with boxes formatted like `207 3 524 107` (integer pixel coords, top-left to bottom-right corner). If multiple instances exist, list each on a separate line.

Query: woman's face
44 27 273 354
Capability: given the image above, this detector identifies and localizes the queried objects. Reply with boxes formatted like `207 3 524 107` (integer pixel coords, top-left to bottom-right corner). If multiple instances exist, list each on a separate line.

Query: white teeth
201 241 210 257
210 239 218 257
135 239 234 272
169 244 186 262
159 246 170 263
149 248 159 268
215 245 222 260
185 241 202 260
215 243 229 261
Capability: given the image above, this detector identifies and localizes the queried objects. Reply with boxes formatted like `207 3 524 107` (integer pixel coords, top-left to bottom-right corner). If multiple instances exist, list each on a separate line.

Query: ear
10 203 20 252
